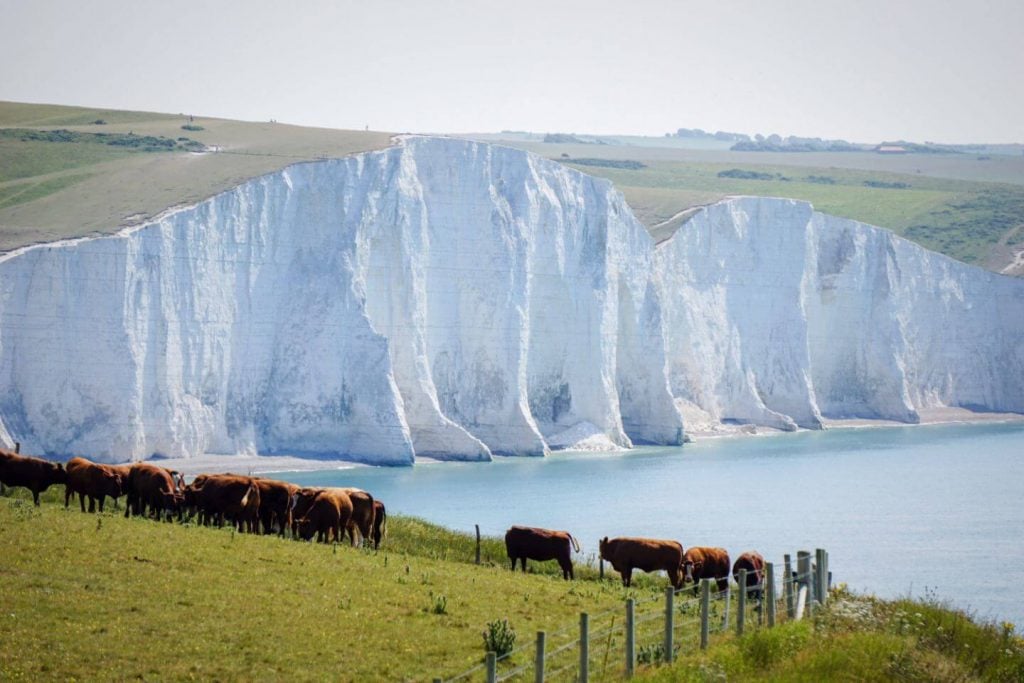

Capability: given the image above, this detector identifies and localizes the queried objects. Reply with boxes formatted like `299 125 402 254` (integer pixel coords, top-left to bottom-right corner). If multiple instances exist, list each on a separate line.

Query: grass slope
639 587 1024 682
0 101 393 253
3 488 1022 681
0 489 639 681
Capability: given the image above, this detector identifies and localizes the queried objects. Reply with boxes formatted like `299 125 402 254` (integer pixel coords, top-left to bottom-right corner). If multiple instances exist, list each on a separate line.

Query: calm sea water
277 421 1024 627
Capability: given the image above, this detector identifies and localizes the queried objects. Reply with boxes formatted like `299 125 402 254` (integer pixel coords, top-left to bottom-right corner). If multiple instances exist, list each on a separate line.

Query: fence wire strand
441 552 829 681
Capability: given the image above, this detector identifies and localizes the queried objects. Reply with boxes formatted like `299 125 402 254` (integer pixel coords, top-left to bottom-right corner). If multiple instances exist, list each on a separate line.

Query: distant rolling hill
0 101 394 252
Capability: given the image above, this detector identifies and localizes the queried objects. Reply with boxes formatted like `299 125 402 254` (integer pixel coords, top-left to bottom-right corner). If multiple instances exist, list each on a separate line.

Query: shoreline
686 407 1024 440
143 408 1024 476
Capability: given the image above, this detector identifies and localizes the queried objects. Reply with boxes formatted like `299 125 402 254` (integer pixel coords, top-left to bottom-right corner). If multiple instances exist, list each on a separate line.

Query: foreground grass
0 489 645 681
637 587 1024 682
3 488 1022 681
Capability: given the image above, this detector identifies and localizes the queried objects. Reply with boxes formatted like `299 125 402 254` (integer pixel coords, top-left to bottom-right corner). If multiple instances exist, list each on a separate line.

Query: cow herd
508 526 766 597
3 447 762 594
0 449 386 549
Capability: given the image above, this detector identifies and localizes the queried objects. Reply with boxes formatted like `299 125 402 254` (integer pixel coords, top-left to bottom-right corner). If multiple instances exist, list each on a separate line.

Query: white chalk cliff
0 137 1020 464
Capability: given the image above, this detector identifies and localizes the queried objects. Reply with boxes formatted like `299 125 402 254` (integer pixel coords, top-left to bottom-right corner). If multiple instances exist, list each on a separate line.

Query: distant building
876 145 908 154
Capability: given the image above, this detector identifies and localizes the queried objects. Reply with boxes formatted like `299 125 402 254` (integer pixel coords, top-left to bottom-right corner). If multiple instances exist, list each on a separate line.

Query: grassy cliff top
0 101 394 252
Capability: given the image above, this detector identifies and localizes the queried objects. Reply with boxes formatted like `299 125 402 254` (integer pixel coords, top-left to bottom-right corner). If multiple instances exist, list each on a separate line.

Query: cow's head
682 558 703 584
295 517 316 541
109 471 128 498
598 536 610 560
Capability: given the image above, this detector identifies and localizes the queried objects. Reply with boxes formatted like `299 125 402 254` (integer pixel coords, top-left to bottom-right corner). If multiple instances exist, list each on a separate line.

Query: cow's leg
88 496 96 513
32 487 40 506
559 557 573 580
623 567 632 587
509 556 516 572
65 485 72 508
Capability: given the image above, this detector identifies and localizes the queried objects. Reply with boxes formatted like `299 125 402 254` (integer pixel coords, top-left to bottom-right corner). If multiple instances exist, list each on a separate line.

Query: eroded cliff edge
0 137 1020 463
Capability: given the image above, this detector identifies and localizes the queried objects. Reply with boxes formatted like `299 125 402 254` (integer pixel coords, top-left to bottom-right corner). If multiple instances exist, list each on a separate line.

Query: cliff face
0 137 682 463
656 198 1024 430
0 138 1020 464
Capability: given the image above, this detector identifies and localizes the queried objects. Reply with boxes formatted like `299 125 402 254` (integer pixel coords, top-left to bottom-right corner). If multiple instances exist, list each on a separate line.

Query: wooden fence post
475 525 481 565
815 548 828 606
599 557 604 580
784 554 794 619
664 586 674 663
737 569 747 636
535 631 546 683
765 562 776 627
700 579 711 650
797 551 812 617
579 612 589 683
485 651 497 683
14 441 19 453
625 598 635 678
721 582 730 631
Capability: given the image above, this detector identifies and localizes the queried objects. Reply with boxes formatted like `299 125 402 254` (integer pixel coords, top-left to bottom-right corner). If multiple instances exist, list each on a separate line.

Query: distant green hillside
0 101 394 252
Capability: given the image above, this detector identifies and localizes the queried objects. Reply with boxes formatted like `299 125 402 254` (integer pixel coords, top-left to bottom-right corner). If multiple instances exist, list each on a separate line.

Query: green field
0 101 393 252
2 488 1022 682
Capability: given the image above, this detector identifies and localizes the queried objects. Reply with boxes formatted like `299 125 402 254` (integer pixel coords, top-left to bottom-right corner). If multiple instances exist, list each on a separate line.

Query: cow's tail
569 534 580 554
241 483 255 508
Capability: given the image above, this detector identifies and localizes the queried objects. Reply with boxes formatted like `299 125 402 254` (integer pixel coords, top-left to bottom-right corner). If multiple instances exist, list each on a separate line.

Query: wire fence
434 548 830 682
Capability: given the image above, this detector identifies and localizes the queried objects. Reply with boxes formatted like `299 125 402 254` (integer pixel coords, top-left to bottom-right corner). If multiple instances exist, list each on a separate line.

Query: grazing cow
505 526 580 580
683 546 731 594
0 449 67 505
254 478 298 536
288 487 321 529
732 551 766 601
124 464 178 520
295 489 353 544
599 536 685 588
64 457 127 512
338 487 376 546
184 474 261 532
371 500 387 550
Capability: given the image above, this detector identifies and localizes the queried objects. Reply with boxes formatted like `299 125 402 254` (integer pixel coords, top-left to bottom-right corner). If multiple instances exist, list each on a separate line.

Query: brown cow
371 500 387 550
683 546 731 594
288 487 325 537
295 489 354 544
505 526 580 579
732 551 766 601
338 487 376 547
64 457 127 512
254 478 298 536
0 449 67 505
124 463 178 520
599 536 684 588
184 474 260 532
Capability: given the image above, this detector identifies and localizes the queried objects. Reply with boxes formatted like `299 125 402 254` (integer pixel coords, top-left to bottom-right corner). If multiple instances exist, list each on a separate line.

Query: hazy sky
1 0 1021 143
